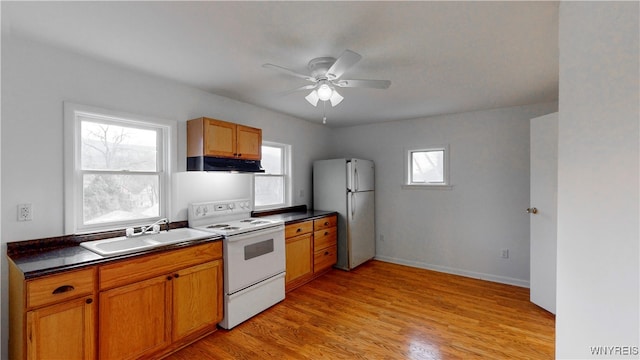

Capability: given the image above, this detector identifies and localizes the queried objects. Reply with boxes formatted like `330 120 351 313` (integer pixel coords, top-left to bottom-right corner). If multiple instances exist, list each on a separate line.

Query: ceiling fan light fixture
329 89 344 107
317 83 333 101
305 90 320 107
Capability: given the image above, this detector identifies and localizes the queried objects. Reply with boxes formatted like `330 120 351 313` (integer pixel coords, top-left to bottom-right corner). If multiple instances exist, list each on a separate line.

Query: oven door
223 225 285 294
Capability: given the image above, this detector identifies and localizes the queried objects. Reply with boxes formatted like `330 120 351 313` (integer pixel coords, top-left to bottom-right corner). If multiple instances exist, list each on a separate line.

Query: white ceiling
2 1 559 127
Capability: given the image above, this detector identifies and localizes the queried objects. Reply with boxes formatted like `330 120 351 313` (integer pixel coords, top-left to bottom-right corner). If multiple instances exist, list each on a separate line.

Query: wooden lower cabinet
26 296 95 360
98 242 223 359
285 215 337 292
10 241 223 360
9 265 97 360
172 260 223 342
285 233 313 290
99 275 171 359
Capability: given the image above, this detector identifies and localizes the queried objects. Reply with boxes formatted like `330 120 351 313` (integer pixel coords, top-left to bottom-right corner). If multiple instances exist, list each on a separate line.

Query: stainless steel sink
80 228 214 256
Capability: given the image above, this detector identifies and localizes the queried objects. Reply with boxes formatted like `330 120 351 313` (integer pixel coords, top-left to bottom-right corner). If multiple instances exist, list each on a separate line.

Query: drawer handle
324 251 329 255
86 298 93 305
52 285 74 294
324 231 329 236
174 273 180 278
324 222 329 226
296 228 302 233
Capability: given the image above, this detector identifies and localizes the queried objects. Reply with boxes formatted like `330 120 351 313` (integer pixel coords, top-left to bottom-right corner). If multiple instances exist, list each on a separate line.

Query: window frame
253 141 291 210
403 145 452 190
64 102 176 234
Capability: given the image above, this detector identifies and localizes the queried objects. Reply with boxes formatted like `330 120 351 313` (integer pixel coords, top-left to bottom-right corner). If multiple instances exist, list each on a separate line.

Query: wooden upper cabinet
236 125 262 160
187 117 261 160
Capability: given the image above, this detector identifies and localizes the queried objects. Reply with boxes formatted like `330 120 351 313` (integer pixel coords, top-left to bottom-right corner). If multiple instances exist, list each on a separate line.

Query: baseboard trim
374 256 530 288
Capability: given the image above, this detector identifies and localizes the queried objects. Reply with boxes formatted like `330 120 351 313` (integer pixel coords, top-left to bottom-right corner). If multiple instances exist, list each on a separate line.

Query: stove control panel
190 199 252 219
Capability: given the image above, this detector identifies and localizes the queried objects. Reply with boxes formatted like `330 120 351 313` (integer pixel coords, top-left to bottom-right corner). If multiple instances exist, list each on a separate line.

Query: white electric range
188 199 285 329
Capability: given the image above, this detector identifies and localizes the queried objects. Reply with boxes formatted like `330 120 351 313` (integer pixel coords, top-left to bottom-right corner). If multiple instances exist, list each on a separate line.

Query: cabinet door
285 233 313 288
26 296 95 360
236 125 262 160
99 275 171 360
203 118 236 158
172 260 223 342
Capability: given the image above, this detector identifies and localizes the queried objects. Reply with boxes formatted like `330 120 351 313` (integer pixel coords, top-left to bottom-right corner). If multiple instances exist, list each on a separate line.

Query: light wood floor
166 260 555 359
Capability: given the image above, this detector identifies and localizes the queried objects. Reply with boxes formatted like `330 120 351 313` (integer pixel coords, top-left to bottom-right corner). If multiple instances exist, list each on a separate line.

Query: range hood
187 156 264 173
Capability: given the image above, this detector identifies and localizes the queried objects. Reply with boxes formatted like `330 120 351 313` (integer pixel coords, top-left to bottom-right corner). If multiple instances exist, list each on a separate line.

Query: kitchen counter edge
253 207 337 225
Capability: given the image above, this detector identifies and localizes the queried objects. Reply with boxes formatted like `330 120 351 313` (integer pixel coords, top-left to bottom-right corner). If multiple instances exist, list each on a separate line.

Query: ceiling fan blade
305 90 320 107
263 63 314 81
329 89 344 107
335 79 391 89
326 50 362 79
280 84 317 96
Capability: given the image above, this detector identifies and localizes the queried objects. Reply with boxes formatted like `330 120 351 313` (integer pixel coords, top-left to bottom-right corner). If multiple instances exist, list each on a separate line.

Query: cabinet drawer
26 267 96 309
314 247 337 272
99 241 222 290
314 227 337 250
313 216 337 231
285 221 313 238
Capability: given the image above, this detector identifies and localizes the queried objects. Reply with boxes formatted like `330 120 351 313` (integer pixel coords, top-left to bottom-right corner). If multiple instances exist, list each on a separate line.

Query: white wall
0 34 331 358
556 2 639 358
327 102 557 286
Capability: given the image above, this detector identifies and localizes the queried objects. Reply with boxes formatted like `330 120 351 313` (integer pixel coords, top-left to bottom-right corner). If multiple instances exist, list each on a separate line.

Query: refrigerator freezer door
347 190 376 269
350 159 375 192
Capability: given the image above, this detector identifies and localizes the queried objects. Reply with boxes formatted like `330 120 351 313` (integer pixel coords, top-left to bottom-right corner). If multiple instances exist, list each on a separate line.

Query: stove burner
221 226 240 231
207 224 230 229
240 219 254 223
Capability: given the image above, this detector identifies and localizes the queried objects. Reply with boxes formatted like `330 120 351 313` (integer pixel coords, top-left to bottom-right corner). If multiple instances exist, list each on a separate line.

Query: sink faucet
126 218 169 238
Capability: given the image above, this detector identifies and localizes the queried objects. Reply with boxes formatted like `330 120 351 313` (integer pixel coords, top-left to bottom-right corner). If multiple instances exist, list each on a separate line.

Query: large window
65 103 174 233
404 146 451 189
254 142 291 209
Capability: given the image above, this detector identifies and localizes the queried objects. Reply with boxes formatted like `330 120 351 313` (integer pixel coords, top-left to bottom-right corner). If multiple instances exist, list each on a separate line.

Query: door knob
526 207 538 214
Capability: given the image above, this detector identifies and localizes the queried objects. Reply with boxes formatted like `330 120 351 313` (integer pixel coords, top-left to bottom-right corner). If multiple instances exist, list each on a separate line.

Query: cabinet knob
237 153 242 157
324 222 329 226
324 251 329 255
167 276 173 281
324 231 329 236
174 273 180 278
86 298 93 304
296 228 302 233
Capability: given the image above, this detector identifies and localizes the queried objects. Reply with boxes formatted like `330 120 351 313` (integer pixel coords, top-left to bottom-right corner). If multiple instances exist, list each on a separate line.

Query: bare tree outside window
80 119 160 224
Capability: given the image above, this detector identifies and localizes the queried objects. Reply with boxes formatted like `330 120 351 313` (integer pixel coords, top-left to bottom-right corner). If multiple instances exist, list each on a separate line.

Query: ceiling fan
263 49 391 108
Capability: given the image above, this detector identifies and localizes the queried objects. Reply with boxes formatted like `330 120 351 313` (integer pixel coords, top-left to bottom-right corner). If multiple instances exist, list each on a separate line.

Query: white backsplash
171 171 253 222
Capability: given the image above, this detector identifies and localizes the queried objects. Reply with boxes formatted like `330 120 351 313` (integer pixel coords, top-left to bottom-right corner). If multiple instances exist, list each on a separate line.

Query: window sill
402 184 453 190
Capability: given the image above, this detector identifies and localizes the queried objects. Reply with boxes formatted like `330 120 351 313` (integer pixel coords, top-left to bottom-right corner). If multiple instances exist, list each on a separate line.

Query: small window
64 103 174 233
404 146 451 189
254 142 291 209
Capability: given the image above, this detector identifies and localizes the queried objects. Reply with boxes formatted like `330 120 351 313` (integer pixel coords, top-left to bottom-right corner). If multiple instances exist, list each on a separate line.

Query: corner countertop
7 224 223 279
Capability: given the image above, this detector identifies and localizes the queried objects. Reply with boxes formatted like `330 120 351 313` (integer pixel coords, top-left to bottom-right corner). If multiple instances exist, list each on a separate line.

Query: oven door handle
225 225 284 242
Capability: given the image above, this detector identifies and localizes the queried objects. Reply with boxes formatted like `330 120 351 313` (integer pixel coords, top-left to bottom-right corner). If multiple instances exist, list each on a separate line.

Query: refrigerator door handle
351 192 356 217
354 168 359 192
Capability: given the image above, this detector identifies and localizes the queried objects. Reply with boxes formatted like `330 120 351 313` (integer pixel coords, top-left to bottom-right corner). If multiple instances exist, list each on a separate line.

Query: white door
529 112 558 314
347 191 375 269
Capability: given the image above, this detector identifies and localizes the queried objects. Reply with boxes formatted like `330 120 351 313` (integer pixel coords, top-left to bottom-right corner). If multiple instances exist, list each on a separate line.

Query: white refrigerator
313 158 375 270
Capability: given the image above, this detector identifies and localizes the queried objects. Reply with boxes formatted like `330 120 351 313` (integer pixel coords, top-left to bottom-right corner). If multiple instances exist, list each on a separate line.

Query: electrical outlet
18 204 33 221
501 248 509 259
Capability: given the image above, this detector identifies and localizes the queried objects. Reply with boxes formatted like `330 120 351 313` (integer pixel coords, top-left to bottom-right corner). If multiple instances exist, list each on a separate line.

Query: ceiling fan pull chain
322 101 327 124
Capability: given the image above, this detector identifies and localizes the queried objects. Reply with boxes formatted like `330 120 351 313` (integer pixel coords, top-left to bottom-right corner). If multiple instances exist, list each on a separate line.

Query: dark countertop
8 207 335 279
8 234 223 279
253 208 337 225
